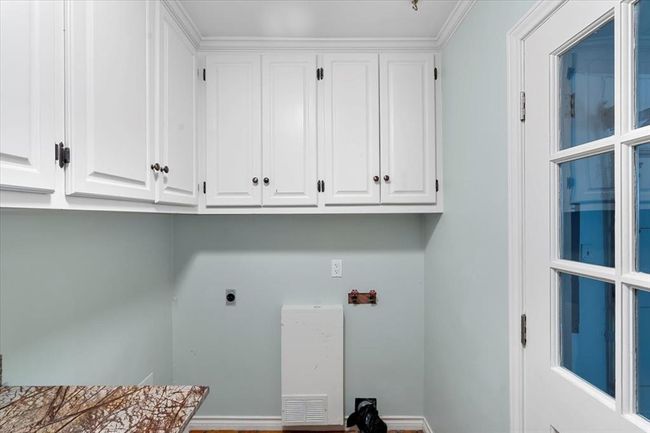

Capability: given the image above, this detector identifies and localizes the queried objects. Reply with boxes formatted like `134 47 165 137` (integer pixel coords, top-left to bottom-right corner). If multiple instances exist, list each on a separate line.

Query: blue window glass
636 0 650 127
559 20 615 149
560 273 615 397
560 152 615 267
638 289 650 420
637 144 650 272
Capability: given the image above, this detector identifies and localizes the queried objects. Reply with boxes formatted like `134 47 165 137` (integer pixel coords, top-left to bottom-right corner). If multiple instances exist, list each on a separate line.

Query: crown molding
433 0 477 47
161 0 202 48
166 0 476 52
198 36 438 52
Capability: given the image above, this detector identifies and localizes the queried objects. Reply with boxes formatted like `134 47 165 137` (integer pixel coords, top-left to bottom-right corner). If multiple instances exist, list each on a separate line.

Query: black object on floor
347 400 387 433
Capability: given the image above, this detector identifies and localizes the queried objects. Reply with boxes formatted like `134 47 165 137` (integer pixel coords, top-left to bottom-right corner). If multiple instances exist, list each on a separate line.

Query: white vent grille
282 395 328 425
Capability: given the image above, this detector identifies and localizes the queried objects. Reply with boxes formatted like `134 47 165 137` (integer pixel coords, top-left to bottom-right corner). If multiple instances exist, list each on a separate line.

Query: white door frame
506 1 567 432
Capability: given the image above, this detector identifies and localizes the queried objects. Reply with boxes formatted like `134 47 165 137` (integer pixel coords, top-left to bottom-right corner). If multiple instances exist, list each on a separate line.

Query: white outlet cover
331 259 342 278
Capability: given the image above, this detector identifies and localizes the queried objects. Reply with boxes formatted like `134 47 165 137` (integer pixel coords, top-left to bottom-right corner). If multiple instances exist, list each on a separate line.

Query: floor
191 430 423 433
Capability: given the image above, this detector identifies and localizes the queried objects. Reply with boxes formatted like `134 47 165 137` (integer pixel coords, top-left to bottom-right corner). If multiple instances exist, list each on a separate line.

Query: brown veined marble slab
0 385 209 433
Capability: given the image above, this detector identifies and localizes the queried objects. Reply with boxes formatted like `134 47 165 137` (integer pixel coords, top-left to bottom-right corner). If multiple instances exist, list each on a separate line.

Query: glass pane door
523 0 650 431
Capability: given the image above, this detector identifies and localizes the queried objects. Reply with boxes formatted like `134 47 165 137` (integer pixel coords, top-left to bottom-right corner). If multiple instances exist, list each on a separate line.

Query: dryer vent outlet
354 398 377 411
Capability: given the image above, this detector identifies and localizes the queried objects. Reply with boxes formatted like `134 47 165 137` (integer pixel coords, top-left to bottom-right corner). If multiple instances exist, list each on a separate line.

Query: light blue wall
0 210 174 385
0 211 425 415
172 214 425 417
422 2 535 432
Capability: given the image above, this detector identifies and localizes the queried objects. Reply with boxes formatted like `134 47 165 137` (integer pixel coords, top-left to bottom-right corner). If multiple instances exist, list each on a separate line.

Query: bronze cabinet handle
161 165 169 174
263 177 270 185
151 163 160 172
252 177 259 185
373 175 380 182
384 175 390 182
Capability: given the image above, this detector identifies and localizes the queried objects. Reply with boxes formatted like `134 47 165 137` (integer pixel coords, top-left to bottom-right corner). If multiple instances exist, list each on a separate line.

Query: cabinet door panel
205 54 262 207
380 53 436 204
262 54 318 207
0 0 59 193
322 54 379 205
156 7 197 206
66 0 154 201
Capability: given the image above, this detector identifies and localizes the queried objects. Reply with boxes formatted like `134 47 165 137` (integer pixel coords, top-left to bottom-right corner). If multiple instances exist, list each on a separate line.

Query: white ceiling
179 0 461 40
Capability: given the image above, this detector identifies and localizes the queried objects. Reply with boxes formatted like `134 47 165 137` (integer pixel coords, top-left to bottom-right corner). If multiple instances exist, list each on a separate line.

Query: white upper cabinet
66 0 155 201
262 54 318 207
0 0 60 193
156 6 197 206
0 0 440 214
321 54 380 205
379 53 436 204
205 54 262 207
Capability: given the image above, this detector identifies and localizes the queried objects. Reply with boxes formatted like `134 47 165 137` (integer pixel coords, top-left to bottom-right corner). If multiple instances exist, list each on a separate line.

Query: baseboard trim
422 417 434 433
188 415 427 432
188 416 282 431
381 416 426 431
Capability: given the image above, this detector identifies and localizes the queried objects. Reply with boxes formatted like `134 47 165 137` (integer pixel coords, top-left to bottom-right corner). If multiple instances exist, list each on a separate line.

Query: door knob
383 175 390 182
150 163 160 172
263 177 270 185
373 175 380 182
252 177 259 185
161 165 169 174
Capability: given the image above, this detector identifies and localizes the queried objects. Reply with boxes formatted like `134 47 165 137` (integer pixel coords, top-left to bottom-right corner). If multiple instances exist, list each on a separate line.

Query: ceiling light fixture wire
411 0 419 11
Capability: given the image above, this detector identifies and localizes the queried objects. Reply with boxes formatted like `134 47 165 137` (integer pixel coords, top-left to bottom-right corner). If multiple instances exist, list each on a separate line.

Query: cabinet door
379 53 436 204
0 0 60 193
156 6 197 206
262 54 318 207
205 54 262 207
321 54 379 205
66 0 155 201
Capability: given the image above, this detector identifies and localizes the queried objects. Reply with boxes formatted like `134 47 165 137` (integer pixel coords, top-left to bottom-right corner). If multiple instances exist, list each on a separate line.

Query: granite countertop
0 385 208 433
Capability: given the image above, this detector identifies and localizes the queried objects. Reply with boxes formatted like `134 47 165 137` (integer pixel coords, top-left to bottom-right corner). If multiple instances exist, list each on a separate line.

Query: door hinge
202 68 206 82
434 67 438 80
203 181 206 194
520 313 527 348
435 179 439 192
55 142 70 168
317 67 324 81
520 91 526 122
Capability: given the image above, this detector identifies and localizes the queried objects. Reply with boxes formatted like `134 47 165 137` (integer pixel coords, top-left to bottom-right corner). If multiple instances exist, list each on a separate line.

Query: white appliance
281 305 344 426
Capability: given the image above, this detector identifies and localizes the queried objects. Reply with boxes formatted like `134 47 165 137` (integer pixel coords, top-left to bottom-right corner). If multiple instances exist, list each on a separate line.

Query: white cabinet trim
261 53 319 207
64 0 156 201
204 53 262 207
380 52 437 204
156 4 198 206
321 53 380 205
0 0 60 193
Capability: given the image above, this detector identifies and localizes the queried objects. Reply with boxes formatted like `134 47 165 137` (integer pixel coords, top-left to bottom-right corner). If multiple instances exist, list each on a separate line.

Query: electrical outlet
331 259 343 278
226 289 236 306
